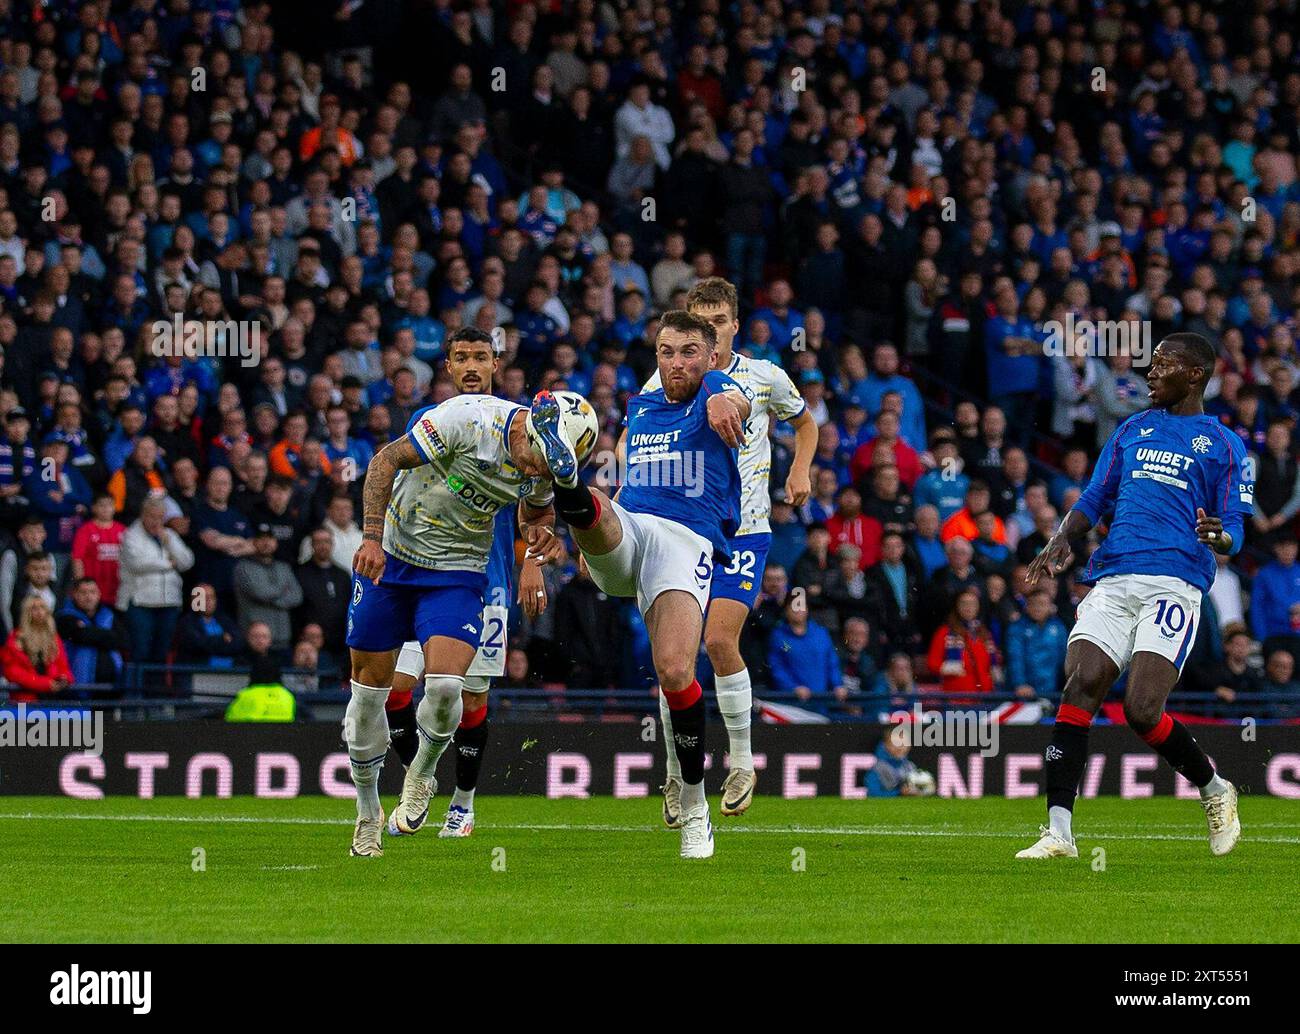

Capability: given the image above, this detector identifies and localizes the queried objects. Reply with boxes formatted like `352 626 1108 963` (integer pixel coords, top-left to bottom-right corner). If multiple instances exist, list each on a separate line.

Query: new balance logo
462 624 477 633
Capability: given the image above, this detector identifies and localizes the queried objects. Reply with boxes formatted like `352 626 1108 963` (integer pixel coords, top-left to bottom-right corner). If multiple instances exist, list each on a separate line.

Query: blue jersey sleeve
701 369 742 396
1074 420 1132 525
1213 428 1254 557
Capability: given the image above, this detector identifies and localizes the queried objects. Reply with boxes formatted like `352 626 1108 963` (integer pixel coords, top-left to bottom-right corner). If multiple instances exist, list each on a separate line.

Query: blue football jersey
621 369 743 559
1073 408 1253 592
404 404 515 603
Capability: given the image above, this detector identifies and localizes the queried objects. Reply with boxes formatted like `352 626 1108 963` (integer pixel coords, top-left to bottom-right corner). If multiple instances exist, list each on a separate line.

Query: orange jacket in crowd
940 507 1007 544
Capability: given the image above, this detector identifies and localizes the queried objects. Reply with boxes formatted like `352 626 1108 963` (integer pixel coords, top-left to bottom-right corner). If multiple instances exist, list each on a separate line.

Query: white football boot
1201 781 1241 856
1015 825 1079 859
661 777 683 829
720 768 757 816
350 807 385 858
679 801 715 859
439 804 475 838
387 771 436 836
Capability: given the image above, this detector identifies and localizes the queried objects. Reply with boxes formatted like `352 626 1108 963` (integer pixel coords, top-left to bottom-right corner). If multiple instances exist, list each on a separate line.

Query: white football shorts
1068 573 1202 674
393 603 509 689
582 497 713 616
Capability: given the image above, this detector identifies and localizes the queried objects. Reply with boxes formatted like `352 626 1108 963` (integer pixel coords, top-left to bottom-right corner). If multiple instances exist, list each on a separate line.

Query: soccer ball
527 390 600 466
904 769 936 796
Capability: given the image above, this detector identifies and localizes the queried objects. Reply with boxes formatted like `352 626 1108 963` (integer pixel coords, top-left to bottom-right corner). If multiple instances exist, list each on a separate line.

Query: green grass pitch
2 795 1297 942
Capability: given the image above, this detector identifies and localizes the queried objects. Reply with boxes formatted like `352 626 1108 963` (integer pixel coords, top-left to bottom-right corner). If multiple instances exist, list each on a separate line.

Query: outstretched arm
1025 508 1094 586
354 435 424 582
785 409 817 505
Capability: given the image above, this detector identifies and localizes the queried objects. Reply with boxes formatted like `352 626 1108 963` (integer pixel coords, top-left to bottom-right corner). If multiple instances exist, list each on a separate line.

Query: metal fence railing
5 682 1298 723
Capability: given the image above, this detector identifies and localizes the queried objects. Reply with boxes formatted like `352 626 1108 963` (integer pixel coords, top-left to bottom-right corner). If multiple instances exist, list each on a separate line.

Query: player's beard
663 368 704 402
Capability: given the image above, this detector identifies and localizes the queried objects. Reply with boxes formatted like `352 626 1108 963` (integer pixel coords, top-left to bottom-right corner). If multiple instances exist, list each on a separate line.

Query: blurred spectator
838 617 881 701
740 564 788 686
25 438 91 559
1252 421 1300 546
106 435 170 524
1005 590 1069 700
1249 536 1300 659
9 550 58 635
871 653 920 705
927 588 999 695
554 559 622 688
941 480 1006 544
193 465 254 608
0 407 36 530
768 594 844 711
865 530 922 656
176 584 242 670
913 432 968 523
233 524 304 652
299 494 361 572
118 498 194 665
294 527 350 655
1200 624 1265 714
70 493 125 608
1262 650 1300 719
825 486 882 570
1 595 72 702
55 577 126 686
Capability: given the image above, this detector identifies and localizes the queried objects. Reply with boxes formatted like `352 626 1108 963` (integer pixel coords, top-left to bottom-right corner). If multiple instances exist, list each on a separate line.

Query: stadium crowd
0 0 1298 719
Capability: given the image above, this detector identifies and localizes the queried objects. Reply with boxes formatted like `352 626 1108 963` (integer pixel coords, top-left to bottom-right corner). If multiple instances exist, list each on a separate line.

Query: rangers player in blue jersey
1020 333 1249 860
528 309 750 859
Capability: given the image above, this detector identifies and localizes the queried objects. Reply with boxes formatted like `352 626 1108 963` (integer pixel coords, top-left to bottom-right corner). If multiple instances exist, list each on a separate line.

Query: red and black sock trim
454 704 490 792
664 681 706 784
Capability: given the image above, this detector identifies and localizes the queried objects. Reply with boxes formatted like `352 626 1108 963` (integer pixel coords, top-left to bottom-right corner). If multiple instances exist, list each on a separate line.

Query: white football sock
1048 805 1073 841
346 680 390 821
659 690 681 780
1199 773 1230 799
450 787 475 810
680 778 705 814
409 674 465 782
714 668 754 770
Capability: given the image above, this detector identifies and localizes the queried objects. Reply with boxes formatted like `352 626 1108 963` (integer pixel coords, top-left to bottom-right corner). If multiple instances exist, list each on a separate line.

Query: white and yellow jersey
385 395 551 572
640 353 805 535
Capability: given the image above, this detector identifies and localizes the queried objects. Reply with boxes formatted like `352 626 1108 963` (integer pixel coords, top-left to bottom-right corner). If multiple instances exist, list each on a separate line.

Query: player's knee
462 688 488 710
703 626 741 667
346 681 390 756
1063 660 1109 707
655 661 695 694
420 674 466 733
1123 694 1163 734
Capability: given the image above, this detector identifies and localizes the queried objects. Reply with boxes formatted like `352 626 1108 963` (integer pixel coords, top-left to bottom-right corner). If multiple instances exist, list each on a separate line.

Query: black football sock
1140 714 1214 788
552 481 600 530
386 699 419 768
454 704 490 792
1045 704 1094 832
666 681 706 786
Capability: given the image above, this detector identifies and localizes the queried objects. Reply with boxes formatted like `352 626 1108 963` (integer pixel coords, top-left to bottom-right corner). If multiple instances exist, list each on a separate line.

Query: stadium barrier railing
3 666 1297 723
